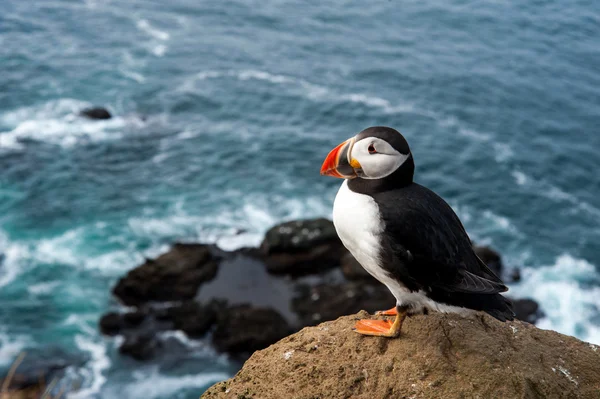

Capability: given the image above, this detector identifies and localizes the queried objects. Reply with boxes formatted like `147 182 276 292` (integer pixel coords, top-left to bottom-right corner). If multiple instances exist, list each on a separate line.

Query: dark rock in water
340 252 376 282
99 312 123 336
260 218 346 276
119 333 162 361
99 309 147 336
123 309 147 326
113 243 219 306
509 267 522 282
513 297 543 324
212 305 291 355
473 245 503 278
165 299 221 338
100 299 227 360
292 282 394 326
80 106 112 120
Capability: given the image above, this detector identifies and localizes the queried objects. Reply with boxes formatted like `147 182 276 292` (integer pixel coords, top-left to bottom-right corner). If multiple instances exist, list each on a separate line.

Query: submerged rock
212 305 291 356
0 348 86 392
259 218 346 276
163 299 221 338
113 243 219 306
513 297 544 324
292 282 394 326
473 245 503 277
119 333 162 361
340 252 375 282
99 310 146 336
204 311 600 399
79 106 112 120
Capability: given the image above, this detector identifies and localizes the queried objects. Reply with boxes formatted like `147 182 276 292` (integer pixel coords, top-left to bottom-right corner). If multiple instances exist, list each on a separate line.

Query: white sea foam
509 254 600 345
120 367 230 399
180 69 421 116
508 172 600 220
511 170 529 186
0 331 29 367
136 19 170 41
151 44 167 57
0 99 127 150
238 70 292 84
127 194 332 251
68 336 110 399
492 142 514 162
119 69 146 83
28 281 60 295
482 210 519 235
0 230 29 288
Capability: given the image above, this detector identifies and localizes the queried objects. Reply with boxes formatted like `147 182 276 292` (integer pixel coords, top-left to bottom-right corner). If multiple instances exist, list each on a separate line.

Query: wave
28 281 61 295
68 336 111 399
126 194 332 251
0 331 29 367
136 19 170 41
181 69 421 117
0 99 130 151
509 170 600 220
181 69 517 164
0 230 29 289
118 367 230 399
509 254 600 345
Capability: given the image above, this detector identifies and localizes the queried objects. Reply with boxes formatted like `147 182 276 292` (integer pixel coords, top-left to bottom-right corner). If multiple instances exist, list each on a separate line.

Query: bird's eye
368 143 377 154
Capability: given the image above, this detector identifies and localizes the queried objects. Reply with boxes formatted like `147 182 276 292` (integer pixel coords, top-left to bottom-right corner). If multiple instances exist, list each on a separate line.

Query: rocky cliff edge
202 311 600 399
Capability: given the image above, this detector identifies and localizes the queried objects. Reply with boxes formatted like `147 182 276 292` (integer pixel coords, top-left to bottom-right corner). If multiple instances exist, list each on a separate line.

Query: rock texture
203 312 600 399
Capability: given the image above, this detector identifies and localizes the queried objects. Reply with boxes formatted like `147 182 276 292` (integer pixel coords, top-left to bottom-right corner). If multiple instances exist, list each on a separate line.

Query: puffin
320 126 514 338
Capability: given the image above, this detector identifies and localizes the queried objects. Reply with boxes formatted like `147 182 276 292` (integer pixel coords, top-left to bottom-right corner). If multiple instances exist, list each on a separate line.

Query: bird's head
320 126 414 184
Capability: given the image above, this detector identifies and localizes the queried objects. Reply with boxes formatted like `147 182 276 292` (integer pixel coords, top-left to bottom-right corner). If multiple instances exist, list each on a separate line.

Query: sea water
1 0 599 397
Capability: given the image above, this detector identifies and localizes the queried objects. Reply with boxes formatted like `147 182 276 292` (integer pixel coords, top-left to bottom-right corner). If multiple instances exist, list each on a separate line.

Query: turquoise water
1 0 599 397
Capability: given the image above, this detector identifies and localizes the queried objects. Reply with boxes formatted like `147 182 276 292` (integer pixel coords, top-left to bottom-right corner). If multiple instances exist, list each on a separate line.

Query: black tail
481 294 515 321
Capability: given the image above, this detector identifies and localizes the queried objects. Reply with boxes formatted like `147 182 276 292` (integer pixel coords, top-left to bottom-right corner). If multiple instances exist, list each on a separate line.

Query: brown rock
203 312 600 399
112 243 219 306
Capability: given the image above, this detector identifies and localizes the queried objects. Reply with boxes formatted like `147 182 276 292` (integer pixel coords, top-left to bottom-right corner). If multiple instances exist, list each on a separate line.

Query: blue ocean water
1 0 599 397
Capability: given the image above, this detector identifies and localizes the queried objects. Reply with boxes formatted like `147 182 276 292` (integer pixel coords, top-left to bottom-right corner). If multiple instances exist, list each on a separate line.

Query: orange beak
320 138 357 179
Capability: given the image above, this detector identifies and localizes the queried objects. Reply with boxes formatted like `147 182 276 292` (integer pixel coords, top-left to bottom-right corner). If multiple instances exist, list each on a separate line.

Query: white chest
332 181 389 283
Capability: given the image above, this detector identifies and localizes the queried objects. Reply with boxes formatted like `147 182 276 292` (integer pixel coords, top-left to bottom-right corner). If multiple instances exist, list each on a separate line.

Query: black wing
374 183 508 295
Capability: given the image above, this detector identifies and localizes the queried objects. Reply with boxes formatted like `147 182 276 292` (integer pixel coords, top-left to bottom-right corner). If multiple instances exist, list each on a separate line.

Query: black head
320 126 415 193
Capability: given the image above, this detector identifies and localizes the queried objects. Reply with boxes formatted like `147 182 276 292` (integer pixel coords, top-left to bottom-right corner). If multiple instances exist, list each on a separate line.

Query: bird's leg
353 306 408 338
375 306 398 316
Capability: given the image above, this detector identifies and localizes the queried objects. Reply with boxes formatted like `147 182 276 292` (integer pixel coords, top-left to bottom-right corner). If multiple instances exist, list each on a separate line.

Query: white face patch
350 137 409 179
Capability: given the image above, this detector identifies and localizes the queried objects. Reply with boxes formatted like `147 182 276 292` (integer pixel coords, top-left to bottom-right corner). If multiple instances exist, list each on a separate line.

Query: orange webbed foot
353 308 407 338
375 307 398 316
353 319 394 335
